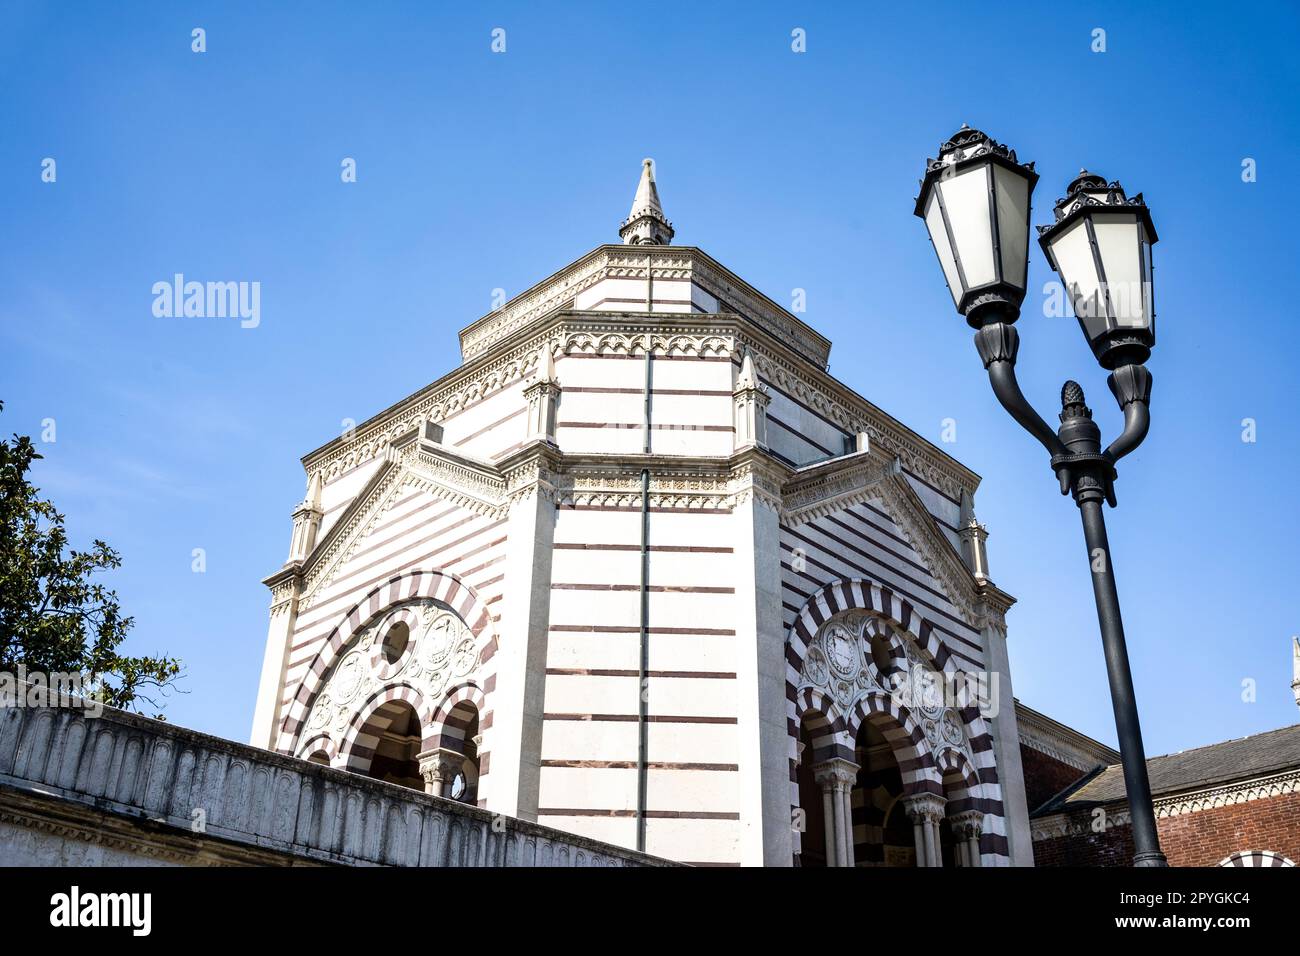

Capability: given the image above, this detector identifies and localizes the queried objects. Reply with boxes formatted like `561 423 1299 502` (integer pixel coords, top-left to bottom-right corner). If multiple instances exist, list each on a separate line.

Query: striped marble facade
250 239 1034 867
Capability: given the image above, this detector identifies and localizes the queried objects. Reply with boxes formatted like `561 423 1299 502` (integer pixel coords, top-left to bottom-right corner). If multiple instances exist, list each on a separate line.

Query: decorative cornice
295 459 409 609
457 245 831 366
300 308 980 521
1015 701 1120 770
782 452 901 525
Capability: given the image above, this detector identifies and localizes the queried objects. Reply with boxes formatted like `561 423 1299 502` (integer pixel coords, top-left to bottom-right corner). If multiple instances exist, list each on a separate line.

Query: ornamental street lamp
915 125 1168 867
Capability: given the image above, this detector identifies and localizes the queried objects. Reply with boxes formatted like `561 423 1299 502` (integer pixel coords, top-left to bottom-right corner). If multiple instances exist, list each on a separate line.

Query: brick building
1021 642 1300 867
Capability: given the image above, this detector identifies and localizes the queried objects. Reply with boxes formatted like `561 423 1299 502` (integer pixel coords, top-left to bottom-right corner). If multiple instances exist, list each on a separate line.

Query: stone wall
0 702 667 867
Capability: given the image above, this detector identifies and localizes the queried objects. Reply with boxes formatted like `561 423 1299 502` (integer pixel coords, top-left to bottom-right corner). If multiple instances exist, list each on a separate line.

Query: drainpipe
637 328 652 853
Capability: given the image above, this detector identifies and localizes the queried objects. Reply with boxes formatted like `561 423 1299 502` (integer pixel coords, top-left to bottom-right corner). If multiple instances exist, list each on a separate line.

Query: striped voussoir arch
935 747 982 814
277 568 498 756
786 577 1009 864
341 683 431 770
1218 850 1294 867
794 687 854 765
298 733 340 764
426 682 488 755
845 692 940 796
367 605 426 681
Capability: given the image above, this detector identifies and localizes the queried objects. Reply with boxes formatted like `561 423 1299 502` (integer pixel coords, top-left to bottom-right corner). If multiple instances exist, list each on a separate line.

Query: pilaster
731 448 792 866
978 584 1035 866
490 444 560 820
250 567 302 748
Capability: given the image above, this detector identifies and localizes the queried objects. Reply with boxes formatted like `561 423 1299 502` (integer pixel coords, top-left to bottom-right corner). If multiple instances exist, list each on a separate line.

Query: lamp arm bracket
973 322 1069 461
1103 364 1153 464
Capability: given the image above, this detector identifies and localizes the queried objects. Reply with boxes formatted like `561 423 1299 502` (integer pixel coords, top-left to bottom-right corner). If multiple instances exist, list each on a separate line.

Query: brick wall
1034 788 1300 866
1020 743 1099 814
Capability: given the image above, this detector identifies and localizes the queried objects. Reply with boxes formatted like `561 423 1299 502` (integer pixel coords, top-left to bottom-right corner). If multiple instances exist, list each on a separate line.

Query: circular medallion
308 694 331 730
942 712 964 745
452 637 478 677
423 614 459 669
804 647 829 686
335 653 364 702
825 623 858 680
913 666 944 720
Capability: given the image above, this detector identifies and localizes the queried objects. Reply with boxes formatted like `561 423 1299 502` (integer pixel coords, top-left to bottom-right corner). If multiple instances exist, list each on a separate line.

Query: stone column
418 747 465 798
820 785 838 866
840 783 856 867
951 810 985 868
902 793 947 868
813 758 860 868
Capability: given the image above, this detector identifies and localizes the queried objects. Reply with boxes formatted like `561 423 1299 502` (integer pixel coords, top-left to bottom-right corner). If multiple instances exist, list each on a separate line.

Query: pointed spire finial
737 350 759 389
1292 637 1300 711
536 345 557 384
304 471 322 510
619 159 674 245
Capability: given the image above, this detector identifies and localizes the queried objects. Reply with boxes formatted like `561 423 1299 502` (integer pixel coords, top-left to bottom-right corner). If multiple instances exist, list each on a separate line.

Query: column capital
901 792 947 823
811 757 859 788
948 809 985 840
417 747 464 795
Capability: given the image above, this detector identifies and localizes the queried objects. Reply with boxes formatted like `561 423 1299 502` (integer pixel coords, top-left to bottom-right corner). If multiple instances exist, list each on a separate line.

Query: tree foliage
0 401 181 712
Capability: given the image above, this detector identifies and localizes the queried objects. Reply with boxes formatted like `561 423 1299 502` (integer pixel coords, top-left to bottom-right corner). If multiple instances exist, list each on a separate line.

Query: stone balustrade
0 701 667 867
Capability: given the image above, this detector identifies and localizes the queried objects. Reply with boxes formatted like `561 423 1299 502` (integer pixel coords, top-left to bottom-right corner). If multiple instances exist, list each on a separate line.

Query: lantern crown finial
1065 169 1112 199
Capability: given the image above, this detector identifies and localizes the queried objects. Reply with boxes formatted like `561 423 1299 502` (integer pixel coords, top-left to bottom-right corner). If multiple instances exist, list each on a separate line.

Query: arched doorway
351 698 424 792
795 718 830 867
851 720 914 866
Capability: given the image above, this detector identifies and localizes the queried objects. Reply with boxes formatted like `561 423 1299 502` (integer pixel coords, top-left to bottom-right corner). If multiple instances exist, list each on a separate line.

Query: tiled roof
1033 723 1300 816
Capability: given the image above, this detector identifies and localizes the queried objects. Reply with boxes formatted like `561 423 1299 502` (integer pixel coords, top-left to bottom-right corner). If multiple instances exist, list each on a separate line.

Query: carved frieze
299 599 481 760
796 612 975 769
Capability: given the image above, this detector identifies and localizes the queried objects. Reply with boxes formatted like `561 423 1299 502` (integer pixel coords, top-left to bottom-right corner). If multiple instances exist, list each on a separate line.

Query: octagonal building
251 161 1034 867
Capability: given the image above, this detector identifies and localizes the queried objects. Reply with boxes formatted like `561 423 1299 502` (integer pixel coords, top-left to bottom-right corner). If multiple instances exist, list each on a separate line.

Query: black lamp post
915 126 1168 867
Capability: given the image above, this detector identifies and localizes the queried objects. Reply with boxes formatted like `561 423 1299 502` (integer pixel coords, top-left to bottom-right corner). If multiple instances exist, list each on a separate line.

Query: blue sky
3 1 1298 757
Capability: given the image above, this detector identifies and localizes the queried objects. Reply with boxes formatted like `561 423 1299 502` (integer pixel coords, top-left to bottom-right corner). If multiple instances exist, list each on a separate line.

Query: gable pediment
782 448 983 627
296 433 510 609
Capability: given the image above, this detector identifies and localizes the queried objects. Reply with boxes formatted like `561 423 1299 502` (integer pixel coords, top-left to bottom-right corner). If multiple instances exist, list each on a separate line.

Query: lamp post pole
917 127 1168 866
1057 381 1167 867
